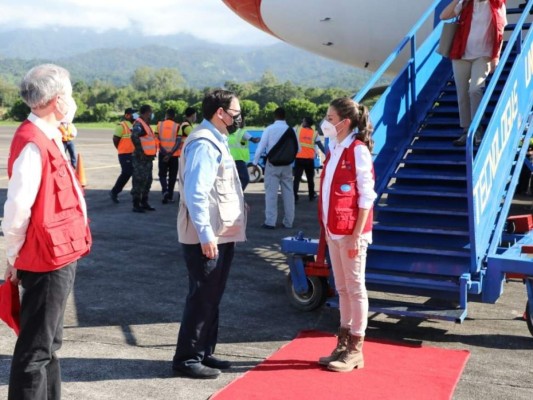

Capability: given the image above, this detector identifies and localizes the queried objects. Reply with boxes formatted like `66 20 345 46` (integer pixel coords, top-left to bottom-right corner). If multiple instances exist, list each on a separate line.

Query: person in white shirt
253 107 297 229
317 97 376 373
440 0 507 146
2 64 91 399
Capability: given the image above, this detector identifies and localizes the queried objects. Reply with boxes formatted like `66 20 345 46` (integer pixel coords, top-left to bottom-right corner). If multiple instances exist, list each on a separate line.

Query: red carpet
212 330 469 400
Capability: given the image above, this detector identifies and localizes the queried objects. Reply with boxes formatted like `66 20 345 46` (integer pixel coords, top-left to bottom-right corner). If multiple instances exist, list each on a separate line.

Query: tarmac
0 125 532 400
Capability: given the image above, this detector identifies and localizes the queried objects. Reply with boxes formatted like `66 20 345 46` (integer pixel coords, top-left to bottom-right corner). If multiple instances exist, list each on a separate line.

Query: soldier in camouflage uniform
131 104 157 213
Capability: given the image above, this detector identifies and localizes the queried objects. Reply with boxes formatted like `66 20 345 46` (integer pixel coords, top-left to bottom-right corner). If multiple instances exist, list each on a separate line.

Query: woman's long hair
330 97 374 153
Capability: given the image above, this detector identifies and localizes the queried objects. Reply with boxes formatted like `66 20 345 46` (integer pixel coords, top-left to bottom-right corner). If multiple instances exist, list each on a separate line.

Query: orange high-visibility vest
157 120 180 156
117 121 134 154
59 123 75 142
296 126 316 159
135 118 157 156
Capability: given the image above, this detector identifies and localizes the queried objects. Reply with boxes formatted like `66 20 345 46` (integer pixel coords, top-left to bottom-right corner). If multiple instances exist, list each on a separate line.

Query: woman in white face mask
317 97 377 373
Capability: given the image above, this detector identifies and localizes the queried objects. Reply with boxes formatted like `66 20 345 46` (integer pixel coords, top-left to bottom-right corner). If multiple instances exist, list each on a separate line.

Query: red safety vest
319 139 373 235
157 120 180 156
296 126 316 159
134 118 157 156
7 120 92 272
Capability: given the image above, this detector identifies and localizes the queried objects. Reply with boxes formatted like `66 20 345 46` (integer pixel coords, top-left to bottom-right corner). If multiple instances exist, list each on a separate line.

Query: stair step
393 169 466 181
408 142 466 152
505 23 531 31
370 244 469 257
367 248 471 276
384 185 467 197
375 213 469 231
506 7 533 15
375 205 468 217
368 299 467 323
400 157 466 166
373 225 469 237
414 130 463 139
431 105 495 114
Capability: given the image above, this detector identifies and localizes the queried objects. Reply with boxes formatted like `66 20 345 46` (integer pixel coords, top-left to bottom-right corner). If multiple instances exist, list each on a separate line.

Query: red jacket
450 0 506 61
7 120 92 272
319 139 373 236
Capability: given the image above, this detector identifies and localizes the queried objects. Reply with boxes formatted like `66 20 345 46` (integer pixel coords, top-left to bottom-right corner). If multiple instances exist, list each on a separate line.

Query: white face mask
321 119 344 139
132 112 140 120
58 95 77 124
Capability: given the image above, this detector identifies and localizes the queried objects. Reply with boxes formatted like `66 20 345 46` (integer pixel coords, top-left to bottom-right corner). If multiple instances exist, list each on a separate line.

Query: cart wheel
526 302 533 337
285 274 327 311
248 164 263 183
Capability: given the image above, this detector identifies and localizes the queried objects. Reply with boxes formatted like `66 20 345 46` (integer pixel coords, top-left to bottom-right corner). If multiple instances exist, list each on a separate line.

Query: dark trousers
235 160 250 191
131 156 153 201
62 141 76 169
173 242 235 368
9 262 77 400
158 156 179 199
111 153 133 196
293 158 315 200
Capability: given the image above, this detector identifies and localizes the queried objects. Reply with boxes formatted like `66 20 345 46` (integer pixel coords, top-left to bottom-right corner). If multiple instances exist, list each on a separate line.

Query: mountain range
0 28 375 89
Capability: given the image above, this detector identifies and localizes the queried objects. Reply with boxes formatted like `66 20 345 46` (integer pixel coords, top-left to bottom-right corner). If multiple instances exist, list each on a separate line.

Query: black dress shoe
141 203 156 211
172 363 221 379
202 355 232 370
109 191 119 204
261 223 276 230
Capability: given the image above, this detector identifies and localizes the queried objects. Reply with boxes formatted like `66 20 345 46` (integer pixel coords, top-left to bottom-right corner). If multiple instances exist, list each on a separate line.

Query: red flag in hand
0 280 21 335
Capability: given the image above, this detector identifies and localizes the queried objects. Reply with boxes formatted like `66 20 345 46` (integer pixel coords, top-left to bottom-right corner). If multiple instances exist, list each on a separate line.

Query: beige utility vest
177 128 246 244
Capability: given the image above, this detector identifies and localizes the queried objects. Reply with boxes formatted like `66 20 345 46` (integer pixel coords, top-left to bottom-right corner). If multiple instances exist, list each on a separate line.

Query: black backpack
266 127 298 166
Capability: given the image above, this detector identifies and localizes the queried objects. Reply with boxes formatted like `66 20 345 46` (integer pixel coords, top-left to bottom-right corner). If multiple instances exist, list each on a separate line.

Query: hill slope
0 28 375 89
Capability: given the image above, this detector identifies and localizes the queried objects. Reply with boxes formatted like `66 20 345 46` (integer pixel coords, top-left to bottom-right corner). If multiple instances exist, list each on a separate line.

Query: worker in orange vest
293 117 326 202
131 104 157 213
59 121 77 168
110 107 136 203
156 109 180 204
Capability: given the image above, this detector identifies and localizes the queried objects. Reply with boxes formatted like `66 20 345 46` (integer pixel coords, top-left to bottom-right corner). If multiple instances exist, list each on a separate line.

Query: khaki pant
452 57 491 130
326 233 369 337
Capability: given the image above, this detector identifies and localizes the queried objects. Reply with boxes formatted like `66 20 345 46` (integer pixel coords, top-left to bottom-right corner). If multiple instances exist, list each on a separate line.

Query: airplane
222 0 445 73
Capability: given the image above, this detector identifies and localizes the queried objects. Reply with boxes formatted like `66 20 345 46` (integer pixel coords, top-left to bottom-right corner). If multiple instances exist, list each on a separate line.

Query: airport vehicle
225 0 533 335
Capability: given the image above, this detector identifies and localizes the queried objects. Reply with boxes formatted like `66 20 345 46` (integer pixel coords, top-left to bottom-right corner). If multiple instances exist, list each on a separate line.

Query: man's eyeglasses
224 108 241 120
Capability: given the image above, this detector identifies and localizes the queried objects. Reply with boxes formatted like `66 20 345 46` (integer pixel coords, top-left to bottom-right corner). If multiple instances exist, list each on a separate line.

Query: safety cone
76 153 87 187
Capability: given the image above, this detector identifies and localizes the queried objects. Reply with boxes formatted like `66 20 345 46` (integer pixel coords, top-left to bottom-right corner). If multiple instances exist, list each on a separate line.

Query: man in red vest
2 63 92 399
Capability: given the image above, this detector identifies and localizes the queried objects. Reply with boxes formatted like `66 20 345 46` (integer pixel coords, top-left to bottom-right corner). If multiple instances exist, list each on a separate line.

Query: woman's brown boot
327 334 364 372
318 327 350 366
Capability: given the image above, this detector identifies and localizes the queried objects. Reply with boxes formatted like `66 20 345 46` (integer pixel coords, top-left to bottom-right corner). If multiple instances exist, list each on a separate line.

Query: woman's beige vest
177 128 246 244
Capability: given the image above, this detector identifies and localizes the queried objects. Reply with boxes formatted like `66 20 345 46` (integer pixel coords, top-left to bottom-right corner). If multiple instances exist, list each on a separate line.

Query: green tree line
1 68 352 127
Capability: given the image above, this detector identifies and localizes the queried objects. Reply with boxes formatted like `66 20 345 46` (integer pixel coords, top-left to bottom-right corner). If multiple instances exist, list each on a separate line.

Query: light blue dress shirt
182 119 228 244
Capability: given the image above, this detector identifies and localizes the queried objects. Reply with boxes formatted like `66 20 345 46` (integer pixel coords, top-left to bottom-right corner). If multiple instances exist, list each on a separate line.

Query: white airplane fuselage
223 0 439 72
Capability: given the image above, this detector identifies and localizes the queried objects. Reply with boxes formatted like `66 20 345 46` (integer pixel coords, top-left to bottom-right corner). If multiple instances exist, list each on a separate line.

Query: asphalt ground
0 125 532 400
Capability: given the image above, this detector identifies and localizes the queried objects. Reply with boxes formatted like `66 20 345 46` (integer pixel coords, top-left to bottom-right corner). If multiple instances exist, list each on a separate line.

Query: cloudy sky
0 0 277 46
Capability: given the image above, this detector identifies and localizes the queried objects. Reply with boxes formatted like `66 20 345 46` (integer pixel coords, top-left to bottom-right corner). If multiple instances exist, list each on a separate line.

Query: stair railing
466 0 533 272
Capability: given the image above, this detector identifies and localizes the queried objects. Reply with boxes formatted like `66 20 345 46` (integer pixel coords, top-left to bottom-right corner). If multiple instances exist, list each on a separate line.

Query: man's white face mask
58 95 77 124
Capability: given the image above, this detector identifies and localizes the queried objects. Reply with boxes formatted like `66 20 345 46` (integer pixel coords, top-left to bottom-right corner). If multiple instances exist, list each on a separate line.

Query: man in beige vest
172 90 246 380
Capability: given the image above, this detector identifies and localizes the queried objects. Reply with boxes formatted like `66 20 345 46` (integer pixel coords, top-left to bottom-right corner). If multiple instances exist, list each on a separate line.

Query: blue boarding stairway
282 0 533 333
